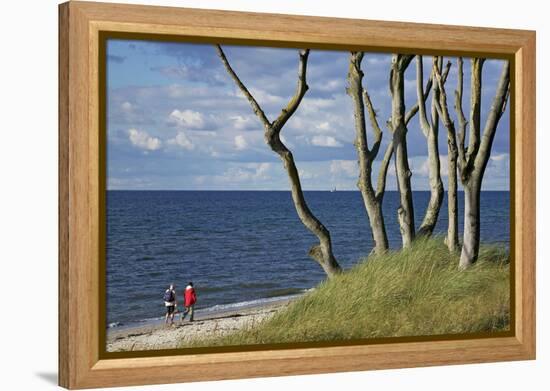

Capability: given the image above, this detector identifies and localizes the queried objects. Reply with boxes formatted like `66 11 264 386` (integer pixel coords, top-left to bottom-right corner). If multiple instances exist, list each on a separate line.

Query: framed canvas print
58 1 536 389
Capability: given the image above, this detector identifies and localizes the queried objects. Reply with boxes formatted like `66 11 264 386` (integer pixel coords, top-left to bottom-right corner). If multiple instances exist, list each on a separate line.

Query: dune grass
181 238 510 348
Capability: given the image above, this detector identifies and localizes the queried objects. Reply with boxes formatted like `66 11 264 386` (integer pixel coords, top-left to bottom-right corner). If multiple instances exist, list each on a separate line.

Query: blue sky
106 39 510 191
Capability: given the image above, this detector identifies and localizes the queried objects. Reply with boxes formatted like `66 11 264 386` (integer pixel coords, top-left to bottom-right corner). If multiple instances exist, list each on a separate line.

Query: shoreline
106 296 295 352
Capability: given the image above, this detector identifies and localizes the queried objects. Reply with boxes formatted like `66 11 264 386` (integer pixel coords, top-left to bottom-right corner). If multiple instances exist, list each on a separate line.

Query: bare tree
434 58 510 267
442 58 465 252
215 45 342 277
346 52 394 254
415 56 451 237
389 54 416 247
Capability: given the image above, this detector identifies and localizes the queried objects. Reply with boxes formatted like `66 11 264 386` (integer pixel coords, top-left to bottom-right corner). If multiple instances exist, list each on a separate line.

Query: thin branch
416 55 431 137
272 49 310 131
473 61 511 177
501 84 511 117
347 52 369 153
405 74 432 125
433 64 456 135
429 57 444 128
433 61 466 176
376 141 394 200
465 57 484 173
405 60 450 126
398 54 414 71
363 88 383 159
347 52 383 161
215 45 271 128
454 57 467 170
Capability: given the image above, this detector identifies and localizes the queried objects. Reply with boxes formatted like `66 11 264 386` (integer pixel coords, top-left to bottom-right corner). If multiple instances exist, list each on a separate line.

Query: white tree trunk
394 133 415 247
281 150 342 276
433 58 509 264
347 52 390 254
418 111 444 236
391 55 415 247
364 190 389 252
446 147 459 251
416 56 444 236
459 179 481 268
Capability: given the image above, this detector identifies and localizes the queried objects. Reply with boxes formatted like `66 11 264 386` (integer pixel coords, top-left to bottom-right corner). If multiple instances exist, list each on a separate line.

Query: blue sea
106 190 510 327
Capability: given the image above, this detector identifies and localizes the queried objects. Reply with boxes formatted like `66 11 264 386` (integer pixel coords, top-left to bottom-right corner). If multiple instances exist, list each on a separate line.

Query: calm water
106 190 510 326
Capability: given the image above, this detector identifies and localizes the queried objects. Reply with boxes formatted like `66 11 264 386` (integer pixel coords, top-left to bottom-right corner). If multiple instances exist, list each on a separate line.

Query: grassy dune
182 238 510 348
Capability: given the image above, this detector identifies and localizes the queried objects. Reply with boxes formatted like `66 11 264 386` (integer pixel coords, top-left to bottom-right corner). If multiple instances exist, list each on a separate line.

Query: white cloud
255 162 271 177
298 97 337 115
127 128 162 151
315 122 331 132
200 162 274 185
491 153 508 162
298 168 315 180
169 109 205 129
310 135 343 148
167 131 194 150
246 87 285 105
410 155 450 178
330 160 357 178
416 158 431 177
108 45 508 191
231 115 258 130
234 134 248 150
121 101 133 112
486 153 509 177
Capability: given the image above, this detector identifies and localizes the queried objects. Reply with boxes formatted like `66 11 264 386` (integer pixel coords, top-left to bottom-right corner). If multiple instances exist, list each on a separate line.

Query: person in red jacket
180 282 197 323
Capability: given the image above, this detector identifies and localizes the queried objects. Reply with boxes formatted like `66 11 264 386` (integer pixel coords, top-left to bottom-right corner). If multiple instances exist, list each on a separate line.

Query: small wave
107 291 309 328
201 291 305 314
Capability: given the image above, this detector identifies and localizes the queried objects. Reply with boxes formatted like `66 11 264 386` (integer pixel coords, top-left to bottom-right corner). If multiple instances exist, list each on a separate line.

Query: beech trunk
390 55 415 247
346 52 391 254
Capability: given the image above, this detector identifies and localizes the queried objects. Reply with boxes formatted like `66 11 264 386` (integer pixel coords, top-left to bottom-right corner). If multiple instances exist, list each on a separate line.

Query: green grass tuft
181 238 510 348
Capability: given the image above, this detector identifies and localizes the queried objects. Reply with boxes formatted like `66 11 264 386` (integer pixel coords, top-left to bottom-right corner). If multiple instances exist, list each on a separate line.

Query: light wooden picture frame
59 1 536 389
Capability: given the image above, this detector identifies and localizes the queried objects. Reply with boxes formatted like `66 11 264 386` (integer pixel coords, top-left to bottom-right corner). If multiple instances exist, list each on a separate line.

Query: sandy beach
106 299 292 352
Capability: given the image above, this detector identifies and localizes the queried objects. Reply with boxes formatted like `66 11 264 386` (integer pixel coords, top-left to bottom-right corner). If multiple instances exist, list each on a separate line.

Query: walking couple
163 282 196 326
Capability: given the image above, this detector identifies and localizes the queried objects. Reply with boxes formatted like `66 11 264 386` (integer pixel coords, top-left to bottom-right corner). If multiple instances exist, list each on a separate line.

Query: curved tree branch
376 141 394 201
473 61 511 178
215 45 270 128
464 58 484 179
363 89 383 159
453 57 468 174
216 45 341 276
272 49 310 131
432 60 459 251
405 60 450 126
416 55 431 137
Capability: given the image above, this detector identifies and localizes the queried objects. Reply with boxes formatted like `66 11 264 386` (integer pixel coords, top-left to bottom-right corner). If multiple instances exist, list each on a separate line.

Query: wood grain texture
58 3 70 387
513 34 536 353
58 1 536 388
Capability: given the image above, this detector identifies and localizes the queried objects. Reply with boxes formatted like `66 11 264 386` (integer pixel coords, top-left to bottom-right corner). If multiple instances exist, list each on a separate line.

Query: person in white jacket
163 284 177 326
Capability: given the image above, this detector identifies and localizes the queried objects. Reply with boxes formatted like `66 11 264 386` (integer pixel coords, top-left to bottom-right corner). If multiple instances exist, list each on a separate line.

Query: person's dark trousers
181 305 194 322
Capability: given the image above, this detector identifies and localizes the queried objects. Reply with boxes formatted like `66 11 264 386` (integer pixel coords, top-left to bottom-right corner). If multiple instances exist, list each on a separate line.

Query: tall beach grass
181 238 510 348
